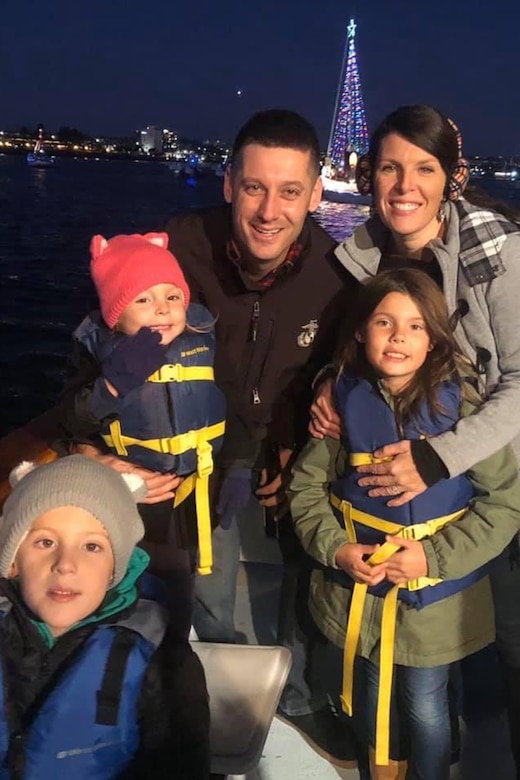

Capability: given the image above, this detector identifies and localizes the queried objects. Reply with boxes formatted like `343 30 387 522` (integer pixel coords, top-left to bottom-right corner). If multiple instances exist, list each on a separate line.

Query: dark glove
216 467 252 530
101 327 166 397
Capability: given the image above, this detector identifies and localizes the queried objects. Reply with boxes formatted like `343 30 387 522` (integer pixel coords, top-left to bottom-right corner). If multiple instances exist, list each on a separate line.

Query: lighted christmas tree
328 19 369 173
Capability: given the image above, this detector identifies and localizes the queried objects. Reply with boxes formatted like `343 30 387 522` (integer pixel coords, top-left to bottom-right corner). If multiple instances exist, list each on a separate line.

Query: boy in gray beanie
0 455 209 779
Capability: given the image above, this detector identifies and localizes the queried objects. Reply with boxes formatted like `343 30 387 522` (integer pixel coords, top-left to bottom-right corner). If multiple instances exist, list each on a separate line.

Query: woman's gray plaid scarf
456 197 520 287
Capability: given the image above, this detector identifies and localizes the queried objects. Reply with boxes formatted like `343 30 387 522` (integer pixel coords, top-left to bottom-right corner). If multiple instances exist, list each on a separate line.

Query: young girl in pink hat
57 232 225 635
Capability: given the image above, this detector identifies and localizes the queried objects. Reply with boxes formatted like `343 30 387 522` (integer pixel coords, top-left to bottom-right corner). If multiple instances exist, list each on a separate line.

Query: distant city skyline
4 124 517 163
3 0 519 156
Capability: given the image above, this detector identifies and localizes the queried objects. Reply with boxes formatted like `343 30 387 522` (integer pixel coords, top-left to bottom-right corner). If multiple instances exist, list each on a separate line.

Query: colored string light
328 19 369 171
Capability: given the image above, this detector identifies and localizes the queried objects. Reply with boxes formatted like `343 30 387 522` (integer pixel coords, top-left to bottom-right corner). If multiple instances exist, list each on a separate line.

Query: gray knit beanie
0 455 146 586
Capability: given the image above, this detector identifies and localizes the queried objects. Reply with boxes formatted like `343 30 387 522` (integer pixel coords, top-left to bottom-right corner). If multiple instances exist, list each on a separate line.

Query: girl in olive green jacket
290 269 520 780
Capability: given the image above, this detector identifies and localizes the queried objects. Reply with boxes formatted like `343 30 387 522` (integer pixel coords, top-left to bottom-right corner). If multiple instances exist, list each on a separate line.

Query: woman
310 104 520 774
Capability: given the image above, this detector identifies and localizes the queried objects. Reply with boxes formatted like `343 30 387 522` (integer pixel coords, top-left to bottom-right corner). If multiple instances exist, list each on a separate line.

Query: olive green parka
290 423 520 667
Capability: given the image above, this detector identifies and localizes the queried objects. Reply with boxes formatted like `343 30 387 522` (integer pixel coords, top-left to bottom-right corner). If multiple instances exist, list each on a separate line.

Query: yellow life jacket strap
375 583 400 765
331 491 466 765
349 443 425 468
329 493 465 590
102 419 225 463
349 453 394 467
147 364 214 383
174 473 213 576
341 581 401 765
340 580 367 717
102 419 226 578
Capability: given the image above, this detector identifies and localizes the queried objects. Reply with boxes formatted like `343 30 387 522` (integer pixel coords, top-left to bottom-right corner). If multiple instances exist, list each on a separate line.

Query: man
165 109 359 760
56 109 360 761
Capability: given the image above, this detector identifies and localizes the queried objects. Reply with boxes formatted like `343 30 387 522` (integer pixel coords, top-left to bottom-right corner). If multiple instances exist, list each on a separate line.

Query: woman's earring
437 202 447 223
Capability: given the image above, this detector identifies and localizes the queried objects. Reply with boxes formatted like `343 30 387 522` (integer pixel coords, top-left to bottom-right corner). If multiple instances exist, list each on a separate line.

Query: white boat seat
191 641 292 776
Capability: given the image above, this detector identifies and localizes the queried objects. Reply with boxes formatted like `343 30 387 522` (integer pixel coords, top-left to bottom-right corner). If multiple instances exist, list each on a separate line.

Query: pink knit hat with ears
90 232 191 329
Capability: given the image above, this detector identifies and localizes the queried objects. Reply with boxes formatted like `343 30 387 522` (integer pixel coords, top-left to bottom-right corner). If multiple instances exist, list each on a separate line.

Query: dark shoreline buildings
1 125 519 182
0 125 230 166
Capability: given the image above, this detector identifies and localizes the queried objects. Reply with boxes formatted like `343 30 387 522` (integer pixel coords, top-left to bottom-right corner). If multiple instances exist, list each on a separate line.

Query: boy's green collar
33 547 150 648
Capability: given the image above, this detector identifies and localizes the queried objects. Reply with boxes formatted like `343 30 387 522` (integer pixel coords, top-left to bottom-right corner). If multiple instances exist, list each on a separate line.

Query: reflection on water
313 199 370 242
30 167 50 200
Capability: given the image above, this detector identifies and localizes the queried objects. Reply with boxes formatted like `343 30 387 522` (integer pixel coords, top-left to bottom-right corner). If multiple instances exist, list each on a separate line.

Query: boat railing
0 409 61 511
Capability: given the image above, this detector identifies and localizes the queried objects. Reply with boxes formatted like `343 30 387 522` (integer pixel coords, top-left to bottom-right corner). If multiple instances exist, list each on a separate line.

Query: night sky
2 0 519 155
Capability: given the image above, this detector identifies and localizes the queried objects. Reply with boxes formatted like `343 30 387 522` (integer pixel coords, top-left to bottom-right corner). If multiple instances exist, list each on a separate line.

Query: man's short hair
231 109 321 177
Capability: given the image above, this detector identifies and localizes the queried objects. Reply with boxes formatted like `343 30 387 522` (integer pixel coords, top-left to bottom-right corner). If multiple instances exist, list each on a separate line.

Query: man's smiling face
224 143 322 274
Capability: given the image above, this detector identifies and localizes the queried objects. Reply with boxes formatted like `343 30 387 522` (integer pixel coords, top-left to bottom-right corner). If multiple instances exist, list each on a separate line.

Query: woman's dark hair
368 105 520 223
337 268 464 433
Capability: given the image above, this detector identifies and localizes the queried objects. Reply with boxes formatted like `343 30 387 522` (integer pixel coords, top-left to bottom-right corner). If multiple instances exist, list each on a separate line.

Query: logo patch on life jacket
180 346 210 357
56 740 121 758
297 319 318 347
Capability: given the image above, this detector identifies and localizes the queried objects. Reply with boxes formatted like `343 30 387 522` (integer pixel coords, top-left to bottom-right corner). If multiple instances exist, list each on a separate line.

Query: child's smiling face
356 291 432 394
116 283 187 345
10 507 114 637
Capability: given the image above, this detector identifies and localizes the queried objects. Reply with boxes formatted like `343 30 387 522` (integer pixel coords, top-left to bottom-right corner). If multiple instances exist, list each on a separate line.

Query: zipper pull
252 388 261 405
250 300 260 342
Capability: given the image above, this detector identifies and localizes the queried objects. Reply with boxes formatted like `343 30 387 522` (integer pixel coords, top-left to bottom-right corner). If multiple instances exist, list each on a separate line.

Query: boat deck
226 507 516 779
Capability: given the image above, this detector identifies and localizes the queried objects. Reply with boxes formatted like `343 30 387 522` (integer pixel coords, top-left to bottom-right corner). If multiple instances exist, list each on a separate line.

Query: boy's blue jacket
0 551 209 779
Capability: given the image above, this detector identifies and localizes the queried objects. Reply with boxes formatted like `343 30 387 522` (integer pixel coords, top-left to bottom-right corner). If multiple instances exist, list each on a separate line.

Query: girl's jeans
360 657 451 780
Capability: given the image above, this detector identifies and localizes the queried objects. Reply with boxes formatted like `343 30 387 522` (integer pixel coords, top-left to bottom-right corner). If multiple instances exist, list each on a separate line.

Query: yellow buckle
197 441 214 478
155 439 169 455
155 432 195 455
105 420 128 456
349 453 394 467
147 364 215 383
154 437 177 455
404 519 439 542
156 364 182 382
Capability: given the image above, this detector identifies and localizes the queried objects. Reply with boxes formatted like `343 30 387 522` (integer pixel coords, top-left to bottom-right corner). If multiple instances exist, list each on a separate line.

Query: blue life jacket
330 373 486 609
0 599 167 779
75 304 226 475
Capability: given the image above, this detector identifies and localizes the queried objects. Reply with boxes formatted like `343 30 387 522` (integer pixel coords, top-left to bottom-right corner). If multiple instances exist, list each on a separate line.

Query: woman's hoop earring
437 202 447 223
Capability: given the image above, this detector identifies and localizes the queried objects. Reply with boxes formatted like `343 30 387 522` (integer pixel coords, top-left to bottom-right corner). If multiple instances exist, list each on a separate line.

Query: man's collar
226 238 303 290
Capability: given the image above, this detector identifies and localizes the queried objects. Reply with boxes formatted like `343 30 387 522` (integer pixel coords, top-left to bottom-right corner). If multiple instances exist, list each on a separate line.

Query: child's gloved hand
101 327 166 397
216 467 252 530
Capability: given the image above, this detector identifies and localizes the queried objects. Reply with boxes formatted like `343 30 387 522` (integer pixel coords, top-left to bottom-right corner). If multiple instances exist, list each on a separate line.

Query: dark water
1 154 519 437
0 155 368 436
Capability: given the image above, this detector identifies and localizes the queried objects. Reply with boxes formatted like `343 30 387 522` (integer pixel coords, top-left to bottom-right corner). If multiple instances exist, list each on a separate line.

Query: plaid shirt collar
227 239 303 289
455 197 520 286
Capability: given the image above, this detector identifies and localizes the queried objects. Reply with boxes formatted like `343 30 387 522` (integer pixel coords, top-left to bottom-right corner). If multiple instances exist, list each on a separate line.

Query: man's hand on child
256 447 293 521
384 536 428 583
309 379 341 440
335 543 387 586
101 459 182 504
71 444 182 504
100 461 182 504
356 440 428 506
101 327 167 397
139 472 182 504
